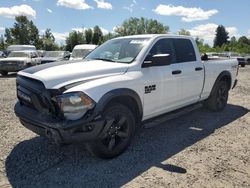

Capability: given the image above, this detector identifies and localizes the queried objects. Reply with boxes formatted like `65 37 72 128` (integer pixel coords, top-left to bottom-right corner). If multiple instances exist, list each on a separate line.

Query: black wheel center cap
109 126 118 135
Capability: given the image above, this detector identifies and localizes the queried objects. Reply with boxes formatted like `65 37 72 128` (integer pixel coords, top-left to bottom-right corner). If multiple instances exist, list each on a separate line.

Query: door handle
195 67 203 71
172 70 182 75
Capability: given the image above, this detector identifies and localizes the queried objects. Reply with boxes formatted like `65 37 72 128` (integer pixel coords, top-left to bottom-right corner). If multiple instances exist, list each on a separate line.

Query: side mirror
201 54 208 61
142 54 171 68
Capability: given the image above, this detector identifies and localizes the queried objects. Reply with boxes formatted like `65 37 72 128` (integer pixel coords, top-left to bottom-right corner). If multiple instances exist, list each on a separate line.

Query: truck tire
86 103 135 159
204 81 229 112
0 71 8 76
27 63 32 67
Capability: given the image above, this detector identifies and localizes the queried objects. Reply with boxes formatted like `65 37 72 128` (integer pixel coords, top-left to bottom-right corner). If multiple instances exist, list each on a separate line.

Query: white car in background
0 50 41 76
6 45 36 55
70 44 98 60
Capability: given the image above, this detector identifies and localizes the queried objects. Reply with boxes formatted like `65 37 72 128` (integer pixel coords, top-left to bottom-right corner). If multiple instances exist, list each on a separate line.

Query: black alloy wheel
205 81 229 112
86 103 135 159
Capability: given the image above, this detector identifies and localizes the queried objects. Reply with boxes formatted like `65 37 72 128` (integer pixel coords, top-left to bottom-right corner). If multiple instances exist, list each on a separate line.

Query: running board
143 103 203 129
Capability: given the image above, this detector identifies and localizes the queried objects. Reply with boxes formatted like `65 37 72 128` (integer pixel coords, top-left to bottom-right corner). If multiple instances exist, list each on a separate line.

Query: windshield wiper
91 58 116 62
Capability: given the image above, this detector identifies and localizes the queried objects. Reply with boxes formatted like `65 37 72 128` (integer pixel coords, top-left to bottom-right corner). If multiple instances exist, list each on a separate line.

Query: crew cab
14 35 238 158
0 50 40 76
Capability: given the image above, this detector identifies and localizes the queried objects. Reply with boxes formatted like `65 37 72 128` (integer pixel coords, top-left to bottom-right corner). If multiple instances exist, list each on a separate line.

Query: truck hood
0 57 29 62
18 60 129 89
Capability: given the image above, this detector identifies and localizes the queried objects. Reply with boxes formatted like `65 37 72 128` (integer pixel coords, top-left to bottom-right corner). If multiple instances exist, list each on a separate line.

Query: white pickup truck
0 50 41 76
15 34 238 158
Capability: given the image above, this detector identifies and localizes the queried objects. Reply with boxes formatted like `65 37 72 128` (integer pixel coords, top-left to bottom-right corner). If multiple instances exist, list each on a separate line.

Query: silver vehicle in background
70 44 97 60
226 52 246 67
206 52 246 67
0 50 41 76
41 51 70 64
37 50 46 58
245 55 250 65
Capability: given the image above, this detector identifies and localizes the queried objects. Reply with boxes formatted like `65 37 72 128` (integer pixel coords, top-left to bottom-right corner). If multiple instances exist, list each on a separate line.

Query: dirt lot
0 67 249 188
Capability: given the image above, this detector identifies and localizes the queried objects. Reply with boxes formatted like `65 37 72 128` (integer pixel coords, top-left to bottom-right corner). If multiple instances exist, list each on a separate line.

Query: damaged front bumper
15 102 106 144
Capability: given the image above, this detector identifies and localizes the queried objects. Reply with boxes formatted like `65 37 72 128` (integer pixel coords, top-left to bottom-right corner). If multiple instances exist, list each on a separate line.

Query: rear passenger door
172 39 204 105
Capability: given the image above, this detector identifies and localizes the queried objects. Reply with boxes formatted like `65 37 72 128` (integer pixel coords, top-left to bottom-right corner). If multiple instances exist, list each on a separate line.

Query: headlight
56 92 95 120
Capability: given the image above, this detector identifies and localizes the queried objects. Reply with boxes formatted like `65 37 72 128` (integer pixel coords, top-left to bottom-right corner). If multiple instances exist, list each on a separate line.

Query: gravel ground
0 67 249 188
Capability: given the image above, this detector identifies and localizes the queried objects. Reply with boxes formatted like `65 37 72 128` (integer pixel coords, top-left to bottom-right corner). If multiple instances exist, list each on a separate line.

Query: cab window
147 39 176 64
173 39 196 63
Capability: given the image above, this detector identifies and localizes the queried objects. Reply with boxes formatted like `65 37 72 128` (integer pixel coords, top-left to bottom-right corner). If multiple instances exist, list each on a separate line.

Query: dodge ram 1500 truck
14 35 238 158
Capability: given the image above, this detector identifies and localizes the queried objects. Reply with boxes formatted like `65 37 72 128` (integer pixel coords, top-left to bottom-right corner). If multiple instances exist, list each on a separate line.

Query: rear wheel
86 103 135 159
0 71 8 76
204 81 229 112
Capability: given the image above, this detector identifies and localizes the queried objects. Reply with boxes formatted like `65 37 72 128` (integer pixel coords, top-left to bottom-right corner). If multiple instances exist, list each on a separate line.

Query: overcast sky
0 0 249 45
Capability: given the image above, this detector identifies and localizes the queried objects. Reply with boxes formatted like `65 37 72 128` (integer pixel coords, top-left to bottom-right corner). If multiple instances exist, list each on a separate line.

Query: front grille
16 76 58 116
1 61 22 65
8 61 21 64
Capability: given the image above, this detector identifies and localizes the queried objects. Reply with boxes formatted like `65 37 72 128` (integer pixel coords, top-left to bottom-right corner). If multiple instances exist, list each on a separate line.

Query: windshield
44 51 64 58
72 49 93 58
86 38 150 63
8 52 29 58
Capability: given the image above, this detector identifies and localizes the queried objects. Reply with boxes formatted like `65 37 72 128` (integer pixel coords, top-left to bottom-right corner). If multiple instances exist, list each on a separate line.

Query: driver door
141 38 183 120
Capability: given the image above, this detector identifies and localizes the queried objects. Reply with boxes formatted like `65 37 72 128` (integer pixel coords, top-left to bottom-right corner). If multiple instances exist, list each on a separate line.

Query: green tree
85 28 93 44
92 26 103 45
178 29 190 36
230 36 237 43
4 28 13 45
65 31 85 51
44 29 55 42
213 25 229 47
40 29 58 51
103 32 117 43
195 37 204 46
0 35 5 50
59 45 66 51
195 37 212 53
7 16 40 46
238 36 250 45
115 17 169 36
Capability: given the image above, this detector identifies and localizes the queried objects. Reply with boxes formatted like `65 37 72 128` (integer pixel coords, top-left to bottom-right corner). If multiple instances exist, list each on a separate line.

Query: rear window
173 39 196 63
